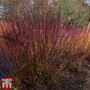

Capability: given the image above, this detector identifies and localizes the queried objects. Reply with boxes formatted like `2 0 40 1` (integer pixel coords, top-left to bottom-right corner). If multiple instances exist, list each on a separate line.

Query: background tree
0 0 90 27
57 0 90 27
0 0 31 20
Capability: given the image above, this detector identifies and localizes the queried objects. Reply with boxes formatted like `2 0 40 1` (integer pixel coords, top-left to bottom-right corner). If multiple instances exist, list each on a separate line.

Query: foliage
0 19 90 89
0 0 90 89
0 0 90 27
57 0 90 27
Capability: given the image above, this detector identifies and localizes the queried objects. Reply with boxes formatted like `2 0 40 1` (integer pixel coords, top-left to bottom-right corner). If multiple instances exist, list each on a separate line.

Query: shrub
0 19 90 89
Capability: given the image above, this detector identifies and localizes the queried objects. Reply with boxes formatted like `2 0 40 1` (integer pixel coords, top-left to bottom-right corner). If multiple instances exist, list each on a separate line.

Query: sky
86 0 90 3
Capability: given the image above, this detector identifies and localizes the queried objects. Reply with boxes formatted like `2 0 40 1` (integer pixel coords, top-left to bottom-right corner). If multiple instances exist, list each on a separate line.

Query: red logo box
1 78 13 89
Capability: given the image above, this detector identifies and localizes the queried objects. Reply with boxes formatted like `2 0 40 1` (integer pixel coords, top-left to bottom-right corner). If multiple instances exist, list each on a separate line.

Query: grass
0 19 89 89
